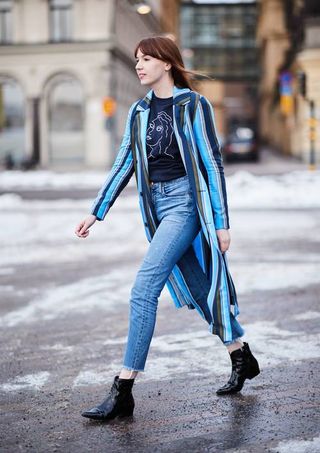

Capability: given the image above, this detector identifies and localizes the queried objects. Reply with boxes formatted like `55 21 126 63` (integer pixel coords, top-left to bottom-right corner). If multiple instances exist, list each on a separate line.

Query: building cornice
0 39 116 55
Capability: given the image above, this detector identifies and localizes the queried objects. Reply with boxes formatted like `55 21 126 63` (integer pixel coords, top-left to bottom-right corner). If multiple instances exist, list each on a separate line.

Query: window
0 77 26 161
47 75 85 163
49 0 72 42
0 0 12 44
180 3 259 79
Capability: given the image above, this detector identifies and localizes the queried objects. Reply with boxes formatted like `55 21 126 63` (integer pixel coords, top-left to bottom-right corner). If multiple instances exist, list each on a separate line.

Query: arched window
47 74 84 163
0 76 25 163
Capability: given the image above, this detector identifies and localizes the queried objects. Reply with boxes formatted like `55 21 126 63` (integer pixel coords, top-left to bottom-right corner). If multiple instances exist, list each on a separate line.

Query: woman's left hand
216 229 231 253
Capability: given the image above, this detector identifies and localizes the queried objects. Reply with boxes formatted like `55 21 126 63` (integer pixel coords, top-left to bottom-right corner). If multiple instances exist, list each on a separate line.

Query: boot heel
247 364 260 379
118 407 134 417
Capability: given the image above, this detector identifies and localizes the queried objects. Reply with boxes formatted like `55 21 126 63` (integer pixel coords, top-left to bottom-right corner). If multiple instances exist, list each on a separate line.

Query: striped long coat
91 85 241 343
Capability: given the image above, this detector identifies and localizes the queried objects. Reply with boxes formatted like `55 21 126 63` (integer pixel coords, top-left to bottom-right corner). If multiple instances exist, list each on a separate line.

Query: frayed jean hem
122 364 145 372
223 336 244 346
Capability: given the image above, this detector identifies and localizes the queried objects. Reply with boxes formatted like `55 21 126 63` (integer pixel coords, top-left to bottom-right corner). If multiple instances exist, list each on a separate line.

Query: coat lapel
138 110 150 173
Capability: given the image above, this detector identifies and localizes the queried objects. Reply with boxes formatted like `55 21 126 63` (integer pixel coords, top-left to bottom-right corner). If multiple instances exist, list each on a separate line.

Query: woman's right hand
75 214 97 238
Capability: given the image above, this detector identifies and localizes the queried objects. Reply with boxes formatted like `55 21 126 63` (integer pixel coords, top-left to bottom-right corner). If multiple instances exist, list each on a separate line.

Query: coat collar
136 85 191 112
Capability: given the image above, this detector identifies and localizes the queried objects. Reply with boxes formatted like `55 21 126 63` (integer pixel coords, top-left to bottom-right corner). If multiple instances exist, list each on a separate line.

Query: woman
75 36 260 421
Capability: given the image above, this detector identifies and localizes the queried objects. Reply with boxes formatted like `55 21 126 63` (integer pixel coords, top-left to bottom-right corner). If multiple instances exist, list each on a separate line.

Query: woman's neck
151 79 174 99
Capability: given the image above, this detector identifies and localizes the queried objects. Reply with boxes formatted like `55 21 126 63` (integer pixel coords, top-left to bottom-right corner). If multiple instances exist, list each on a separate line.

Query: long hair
134 36 209 91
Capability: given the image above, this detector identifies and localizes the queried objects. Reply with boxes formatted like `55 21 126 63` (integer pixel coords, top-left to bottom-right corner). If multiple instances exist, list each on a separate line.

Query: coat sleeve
193 95 230 230
90 101 138 221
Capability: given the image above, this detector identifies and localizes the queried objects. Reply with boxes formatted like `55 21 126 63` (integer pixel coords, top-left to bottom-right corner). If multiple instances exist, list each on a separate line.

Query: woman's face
135 48 171 86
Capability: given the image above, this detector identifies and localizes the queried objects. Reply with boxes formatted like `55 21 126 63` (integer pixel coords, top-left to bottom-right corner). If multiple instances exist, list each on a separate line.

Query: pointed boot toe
81 375 135 421
81 407 105 419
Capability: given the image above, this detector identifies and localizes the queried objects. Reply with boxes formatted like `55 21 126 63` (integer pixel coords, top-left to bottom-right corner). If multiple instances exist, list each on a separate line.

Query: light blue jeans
122 175 244 371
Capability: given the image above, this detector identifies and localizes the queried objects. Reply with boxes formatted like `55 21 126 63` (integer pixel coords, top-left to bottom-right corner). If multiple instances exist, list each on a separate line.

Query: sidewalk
224 147 309 176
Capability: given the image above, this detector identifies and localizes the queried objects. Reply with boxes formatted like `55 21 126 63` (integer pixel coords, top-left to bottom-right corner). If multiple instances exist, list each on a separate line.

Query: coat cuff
214 217 230 230
90 209 103 221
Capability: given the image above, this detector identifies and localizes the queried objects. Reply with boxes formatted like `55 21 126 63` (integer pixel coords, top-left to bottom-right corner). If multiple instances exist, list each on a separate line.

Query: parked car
222 127 259 162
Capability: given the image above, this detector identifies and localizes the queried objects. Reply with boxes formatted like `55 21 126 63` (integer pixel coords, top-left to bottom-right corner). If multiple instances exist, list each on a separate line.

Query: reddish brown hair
134 35 208 90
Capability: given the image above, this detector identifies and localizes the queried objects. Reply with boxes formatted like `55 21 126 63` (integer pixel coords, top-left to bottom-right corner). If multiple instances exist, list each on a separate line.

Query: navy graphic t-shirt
146 92 186 182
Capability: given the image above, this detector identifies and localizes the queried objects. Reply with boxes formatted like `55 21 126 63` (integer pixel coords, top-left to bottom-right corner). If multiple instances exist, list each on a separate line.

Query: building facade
256 0 320 164
164 0 259 144
0 0 161 169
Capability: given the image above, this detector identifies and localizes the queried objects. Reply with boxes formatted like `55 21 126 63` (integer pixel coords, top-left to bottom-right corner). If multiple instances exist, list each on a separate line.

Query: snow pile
0 193 138 211
0 193 23 208
0 169 136 190
1 169 319 208
0 170 320 208
227 170 320 208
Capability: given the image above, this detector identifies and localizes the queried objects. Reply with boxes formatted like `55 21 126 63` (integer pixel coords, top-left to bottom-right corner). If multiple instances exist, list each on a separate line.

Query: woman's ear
165 63 172 72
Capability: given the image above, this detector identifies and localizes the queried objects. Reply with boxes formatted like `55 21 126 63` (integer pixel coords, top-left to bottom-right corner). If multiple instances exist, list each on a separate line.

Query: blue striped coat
91 85 241 342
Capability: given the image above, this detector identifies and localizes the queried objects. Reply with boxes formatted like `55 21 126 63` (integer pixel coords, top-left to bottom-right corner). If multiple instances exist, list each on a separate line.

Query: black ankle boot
216 342 260 395
81 375 135 420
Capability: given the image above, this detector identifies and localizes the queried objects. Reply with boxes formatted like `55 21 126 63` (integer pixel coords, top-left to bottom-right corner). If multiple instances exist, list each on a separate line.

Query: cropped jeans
122 174 244 372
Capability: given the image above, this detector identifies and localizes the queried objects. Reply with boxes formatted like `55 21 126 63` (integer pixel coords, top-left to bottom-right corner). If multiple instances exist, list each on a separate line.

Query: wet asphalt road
0 150 320 452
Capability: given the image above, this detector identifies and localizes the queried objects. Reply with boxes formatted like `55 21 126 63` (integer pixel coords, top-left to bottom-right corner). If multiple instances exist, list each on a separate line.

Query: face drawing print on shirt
146 111 174 159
